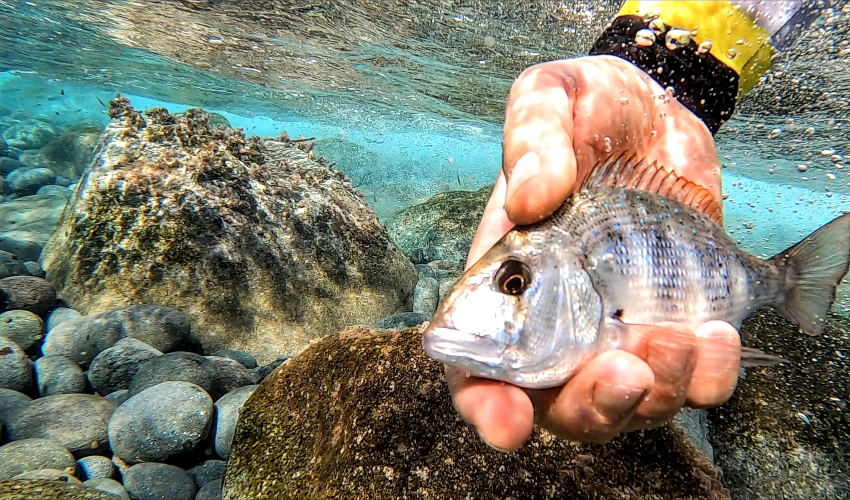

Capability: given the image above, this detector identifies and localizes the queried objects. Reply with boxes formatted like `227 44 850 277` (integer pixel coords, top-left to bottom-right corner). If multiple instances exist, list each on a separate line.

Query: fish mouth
422 325 507 366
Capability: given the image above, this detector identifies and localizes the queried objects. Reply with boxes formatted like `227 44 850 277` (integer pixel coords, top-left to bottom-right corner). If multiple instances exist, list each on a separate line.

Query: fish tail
769 213 850 335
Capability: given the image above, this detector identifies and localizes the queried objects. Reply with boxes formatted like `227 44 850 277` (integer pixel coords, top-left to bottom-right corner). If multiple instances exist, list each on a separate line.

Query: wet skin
447 55 742 450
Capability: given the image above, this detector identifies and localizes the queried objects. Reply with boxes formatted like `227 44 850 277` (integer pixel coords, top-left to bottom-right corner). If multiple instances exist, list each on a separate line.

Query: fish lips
422 324 508 368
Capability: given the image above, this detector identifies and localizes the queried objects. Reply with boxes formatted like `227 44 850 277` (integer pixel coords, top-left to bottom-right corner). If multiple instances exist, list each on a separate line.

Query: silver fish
423 187 850 389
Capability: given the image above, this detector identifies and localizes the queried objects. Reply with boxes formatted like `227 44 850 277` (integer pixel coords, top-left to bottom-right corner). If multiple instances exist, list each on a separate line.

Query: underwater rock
0 251 29 280
412 277 439 317
373 311 428 329
0 276 56 316
187 460 226 489
0 158 25 176
0 194 68 261
45 307 81 332
0 238 43 265
88 338 161 396
5 394 117 457
708 309 850 500
2 119 59 150
0 310 43 351
0 480 116 500
22 261 44 278
127 351 215 399
76 456 116 481
11 468 80 483
0 438 77 480
0 388 31 429
211 349 257 369
25 122 103 181
82 478 129 500
34 355 86 396
385 185 490 264
222 326 728 500
212 385 256 460
196 478 223 500
122 462 196 500
0 336 33 394
40 98 418 364
35 185 71 199
103 390 129 406
108 381 213 464
8 168 56 197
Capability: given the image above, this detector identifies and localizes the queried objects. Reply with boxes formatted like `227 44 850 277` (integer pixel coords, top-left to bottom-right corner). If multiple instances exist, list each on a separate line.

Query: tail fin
769 213 850 335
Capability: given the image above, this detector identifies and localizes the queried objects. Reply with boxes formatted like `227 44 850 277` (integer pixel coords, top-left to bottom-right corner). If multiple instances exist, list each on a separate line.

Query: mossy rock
0 480 115 500
224 325 729 500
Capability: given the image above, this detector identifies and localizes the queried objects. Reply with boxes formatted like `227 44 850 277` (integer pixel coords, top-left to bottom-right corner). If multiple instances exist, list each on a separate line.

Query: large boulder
708 309 850 500
40 98 418 363
223 326 728 500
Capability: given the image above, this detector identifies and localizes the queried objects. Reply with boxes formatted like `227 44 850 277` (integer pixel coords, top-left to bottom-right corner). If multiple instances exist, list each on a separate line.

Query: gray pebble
250 356 288 383
76 455 115 481
83 478 130 499
123 462 196 500
12 467 81 483
195 478 222 500
35 355 87 396
36 184 71 199
103 389 129 405
0 438 76 480
117 305 191 353
0 157 24 176
0 250 28 279
213 385 257 460
0 178 6 196
211 349 257 369
5 393 117 457
54 175 73 187
108 381 213 463
415 263 436 280
186 460 226 488
413 277 440 316
373 311 429 329
0 335 33 393
23 260 45 278
46 307 82 332
204 356 256 397
9 167 56 196
88 338 161 396
0 388 31 429
0 309 43 351
128 352 215 399
0 276 56 315
0 236 42 263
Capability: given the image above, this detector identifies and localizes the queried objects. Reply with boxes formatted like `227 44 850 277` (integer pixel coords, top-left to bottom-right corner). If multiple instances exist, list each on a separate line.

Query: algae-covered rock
223 325 729 500
708 309 850 500
385 185 491 264
25 122 104 181
40 97 418 363
0 480 116 500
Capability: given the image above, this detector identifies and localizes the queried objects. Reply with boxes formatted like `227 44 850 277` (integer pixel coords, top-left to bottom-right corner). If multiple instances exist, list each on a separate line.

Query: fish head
423 228 603 388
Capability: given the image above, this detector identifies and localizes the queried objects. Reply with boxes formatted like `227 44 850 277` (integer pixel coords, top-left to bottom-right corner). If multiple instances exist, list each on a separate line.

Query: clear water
0 0 849 495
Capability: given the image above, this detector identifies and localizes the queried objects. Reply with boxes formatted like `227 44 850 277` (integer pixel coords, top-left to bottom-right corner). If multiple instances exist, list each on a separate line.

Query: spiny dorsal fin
580 153 723 224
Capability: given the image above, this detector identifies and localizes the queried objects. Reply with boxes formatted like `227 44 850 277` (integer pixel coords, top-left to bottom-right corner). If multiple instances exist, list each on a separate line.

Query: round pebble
0 438 77 480
42 314 125 366
0 335 33 393
0 309 44 351
0 236 42 263
88 338 161 395
108 381 213 463
103 389 129 406
251 356 289 382
82 478 130 499
373 311 428 329
35 355 87 396
46 307 82 332
413 277 440 316
205 355 256 399
37 184 72 199
186 460 226 488
195 478 223 500
415 263 436 280
9 167 56 196
23 260 45 278
123 462 196 500
212 349 257 369
12 467 81 483
0 276 56 315
76 455 115 481
213 385 257 460
0 388 31 428
0 157 25 176
128 352 215 399
117 305 191 353
0 250 28 279
5 394 117 456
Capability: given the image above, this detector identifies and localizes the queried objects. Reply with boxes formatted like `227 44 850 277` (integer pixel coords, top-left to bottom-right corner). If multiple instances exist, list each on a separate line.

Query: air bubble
665 29 691 50
805 127 816 135
643 7 661 22
828 173 837 180
797 164 808 172
767 128 781 139
697 40 713 54
649 18 666 35
618 97 630 105
635 28 656 47
603 137 613 153
726 47 737 59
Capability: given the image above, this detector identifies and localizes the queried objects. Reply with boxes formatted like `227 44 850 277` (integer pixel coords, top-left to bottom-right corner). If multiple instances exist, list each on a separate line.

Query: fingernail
592 383 647 422
474 426 515 454
505 152 540 202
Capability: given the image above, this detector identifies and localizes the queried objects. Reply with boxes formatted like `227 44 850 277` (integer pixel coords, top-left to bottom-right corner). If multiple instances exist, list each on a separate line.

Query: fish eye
495 259 532 296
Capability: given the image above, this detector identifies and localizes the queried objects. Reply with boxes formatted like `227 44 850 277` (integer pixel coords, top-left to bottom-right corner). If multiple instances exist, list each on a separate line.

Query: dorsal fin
579 153 723 224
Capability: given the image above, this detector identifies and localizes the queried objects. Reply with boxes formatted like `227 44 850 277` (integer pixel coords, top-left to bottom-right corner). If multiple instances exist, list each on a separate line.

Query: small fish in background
96 96 105 106
60 88 64 96
423 155 850 389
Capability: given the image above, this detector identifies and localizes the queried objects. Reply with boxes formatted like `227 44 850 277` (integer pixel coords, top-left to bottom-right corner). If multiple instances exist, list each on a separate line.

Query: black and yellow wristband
588 1 775 134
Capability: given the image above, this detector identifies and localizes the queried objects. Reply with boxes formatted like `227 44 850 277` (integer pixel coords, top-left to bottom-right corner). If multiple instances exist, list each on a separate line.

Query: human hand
447 55 742 450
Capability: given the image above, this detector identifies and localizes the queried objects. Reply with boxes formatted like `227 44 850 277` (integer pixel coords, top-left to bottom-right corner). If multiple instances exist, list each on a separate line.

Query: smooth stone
0 438 76 480
0 194 67 260
123 463 196 500
45 307 82 332
0 236 42 263
211 349 257 369
4 167 29 186
12 468 80 483
22 261 45 278
250 357 288 383
0 250 28 279
88 338 161 396
2 119 59 150
55 176 73 187
5 394 117 457
203 356 255 398
373 311 428 329
35 355 86 396
108 381 213 463
412 277 439 316
0 335 33 393
195 478 222 500
82 478 130 499
35 185 71 199
414 263 436 280
0 309 43 351
212 385 256 460
9 168 56 196
103 389 129 406
0 276 56 315
186 460 226 489
0 157 25 176
0 178 7 196
0 388 31 429
76 455 115 481
0 479 116 499
128 352 215 399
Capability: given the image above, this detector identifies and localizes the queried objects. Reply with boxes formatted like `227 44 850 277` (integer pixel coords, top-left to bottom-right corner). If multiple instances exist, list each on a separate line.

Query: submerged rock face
40 98 418 363
708 309 850 500
223 326 729 500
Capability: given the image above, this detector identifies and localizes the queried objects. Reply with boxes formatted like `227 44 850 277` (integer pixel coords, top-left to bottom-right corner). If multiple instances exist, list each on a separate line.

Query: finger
526 350 654 444
502 64 578 225
620 322 698 432
465 172 514 270
445 365 535 452
686 321 742 408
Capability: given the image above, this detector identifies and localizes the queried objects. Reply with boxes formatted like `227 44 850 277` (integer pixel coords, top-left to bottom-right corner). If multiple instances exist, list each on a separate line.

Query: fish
422 169 850 389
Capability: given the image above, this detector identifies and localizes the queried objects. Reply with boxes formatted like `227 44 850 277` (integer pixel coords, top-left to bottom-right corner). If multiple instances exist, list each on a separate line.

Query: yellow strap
617 1 774 97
